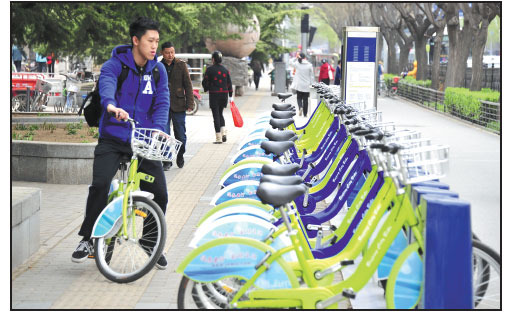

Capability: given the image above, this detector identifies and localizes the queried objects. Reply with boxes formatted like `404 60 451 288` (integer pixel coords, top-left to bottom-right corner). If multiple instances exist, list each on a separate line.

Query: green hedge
383 73 431 88
444 87 501 120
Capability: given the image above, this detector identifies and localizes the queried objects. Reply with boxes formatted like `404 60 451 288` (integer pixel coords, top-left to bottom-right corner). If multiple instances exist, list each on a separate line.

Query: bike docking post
419 194 473 309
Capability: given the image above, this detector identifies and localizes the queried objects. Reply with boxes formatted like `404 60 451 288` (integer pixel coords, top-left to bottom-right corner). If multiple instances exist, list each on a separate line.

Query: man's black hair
161 41 174 50
129 17 160 45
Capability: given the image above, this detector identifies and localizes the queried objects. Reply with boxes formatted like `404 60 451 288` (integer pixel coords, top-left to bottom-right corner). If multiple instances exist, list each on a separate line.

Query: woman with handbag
202 51 233 144
291 52 315 117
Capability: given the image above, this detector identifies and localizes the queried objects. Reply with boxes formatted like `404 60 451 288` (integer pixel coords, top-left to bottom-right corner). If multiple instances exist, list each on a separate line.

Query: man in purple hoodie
72 17 170 269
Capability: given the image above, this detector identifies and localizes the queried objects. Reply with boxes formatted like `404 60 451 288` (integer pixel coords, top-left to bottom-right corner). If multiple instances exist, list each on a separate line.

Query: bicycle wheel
94 196 166 283
472 240 500 309
187 98 199 115
12 94 28 112
178 276 249 309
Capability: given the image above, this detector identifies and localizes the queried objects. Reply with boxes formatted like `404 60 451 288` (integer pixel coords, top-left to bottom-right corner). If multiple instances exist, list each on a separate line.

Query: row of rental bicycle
175 83 500 309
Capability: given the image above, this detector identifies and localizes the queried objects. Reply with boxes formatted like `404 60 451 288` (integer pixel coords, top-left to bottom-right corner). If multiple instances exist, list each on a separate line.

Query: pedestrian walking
47 52 55 76
160 41 194 170
334 60 342 86
12 45 26 72
250 59 264 90
291 52 314 117
36 53 47 73
318 59 335 85
202 51 233 144
71 17 170 269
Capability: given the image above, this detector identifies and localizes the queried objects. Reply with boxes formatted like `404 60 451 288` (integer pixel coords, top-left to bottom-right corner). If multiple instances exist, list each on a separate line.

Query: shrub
444 87 501 121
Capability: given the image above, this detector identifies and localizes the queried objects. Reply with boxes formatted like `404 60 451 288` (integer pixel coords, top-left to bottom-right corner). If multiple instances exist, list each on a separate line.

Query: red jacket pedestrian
318 60 335 85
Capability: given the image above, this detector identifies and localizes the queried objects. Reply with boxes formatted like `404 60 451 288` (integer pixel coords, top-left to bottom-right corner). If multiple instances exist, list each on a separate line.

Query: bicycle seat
261 163 300 176
260 174 303 185
256 182 307 208
277 93 292 101
260 140 295 156
272 103 295 111
269 118 294 130
265 128 296 142
364 131 384 141
271 110 295 119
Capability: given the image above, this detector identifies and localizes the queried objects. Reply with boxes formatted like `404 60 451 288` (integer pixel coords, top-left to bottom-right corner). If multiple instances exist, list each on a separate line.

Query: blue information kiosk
341 26 380 110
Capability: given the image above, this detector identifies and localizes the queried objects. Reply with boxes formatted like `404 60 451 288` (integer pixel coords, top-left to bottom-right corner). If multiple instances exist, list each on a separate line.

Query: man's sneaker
176 156 184 168
71 239 94 263
156 253 168 270
163 161 172 171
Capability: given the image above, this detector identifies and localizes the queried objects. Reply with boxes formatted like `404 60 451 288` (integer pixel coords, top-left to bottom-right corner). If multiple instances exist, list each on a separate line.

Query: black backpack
79 63 160 127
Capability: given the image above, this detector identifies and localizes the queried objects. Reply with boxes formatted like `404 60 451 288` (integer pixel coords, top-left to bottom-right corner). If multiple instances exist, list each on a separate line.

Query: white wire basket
386 129 422 142
67 83 80 93
398 144 450 184
357 111 382 125
131 128 182 162
344 101 367 111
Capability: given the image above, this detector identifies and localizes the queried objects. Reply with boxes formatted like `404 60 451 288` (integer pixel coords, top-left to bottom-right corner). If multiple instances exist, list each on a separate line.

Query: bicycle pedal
342 289 356 300
88 254 95 259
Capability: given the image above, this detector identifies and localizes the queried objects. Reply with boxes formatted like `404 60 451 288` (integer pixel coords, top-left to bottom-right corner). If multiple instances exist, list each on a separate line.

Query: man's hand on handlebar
107 104 129 121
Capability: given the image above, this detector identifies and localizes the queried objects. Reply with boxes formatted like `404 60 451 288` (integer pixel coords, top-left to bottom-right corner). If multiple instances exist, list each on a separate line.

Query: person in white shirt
290 52 314 117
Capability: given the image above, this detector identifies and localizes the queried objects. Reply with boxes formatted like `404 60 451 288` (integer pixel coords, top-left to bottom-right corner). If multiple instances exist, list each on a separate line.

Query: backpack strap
117 62 129 91
153 64 160 85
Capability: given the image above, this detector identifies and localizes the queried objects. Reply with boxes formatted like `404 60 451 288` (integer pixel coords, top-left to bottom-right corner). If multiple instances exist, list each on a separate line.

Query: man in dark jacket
160 42 194 170
72 17 170 269
250 59 264 90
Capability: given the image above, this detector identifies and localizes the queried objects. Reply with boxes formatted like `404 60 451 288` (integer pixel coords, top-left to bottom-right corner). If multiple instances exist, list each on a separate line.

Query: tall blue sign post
341 27 380 110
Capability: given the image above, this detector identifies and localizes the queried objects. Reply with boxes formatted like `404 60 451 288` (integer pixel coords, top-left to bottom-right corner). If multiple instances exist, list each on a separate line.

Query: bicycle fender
197 198 273 227
239 137 269 151
385 243 423 309
219 164 264 187
231 145 274 165
190 216 295 260
91 195 123 239
220 158 272 180
176 237 299 289
91 191 155 239
210 180 260 206
131 190 154 200
197 205 275 229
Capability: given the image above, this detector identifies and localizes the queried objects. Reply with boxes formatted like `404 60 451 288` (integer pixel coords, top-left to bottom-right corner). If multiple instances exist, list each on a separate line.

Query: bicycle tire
472 240 500 309
187 98 199 115
94 196 166 283
178 276 247 309
12 94 27 112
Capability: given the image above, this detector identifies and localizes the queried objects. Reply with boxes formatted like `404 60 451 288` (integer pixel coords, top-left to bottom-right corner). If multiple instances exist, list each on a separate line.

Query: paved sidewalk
11 78 294 309
11 77 500 309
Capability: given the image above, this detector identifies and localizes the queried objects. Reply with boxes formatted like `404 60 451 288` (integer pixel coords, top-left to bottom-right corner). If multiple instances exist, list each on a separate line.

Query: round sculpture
205 16 260 58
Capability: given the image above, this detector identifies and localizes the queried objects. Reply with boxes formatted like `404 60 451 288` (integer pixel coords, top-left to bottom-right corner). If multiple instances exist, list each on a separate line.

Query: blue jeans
166 109 186 158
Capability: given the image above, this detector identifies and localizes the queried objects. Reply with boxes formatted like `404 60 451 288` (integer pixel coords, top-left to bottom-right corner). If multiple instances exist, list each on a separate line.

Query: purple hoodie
98 45 170 143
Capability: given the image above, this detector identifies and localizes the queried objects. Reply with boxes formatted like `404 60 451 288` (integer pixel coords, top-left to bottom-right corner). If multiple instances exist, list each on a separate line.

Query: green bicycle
177 140 499 309
91 118 181 283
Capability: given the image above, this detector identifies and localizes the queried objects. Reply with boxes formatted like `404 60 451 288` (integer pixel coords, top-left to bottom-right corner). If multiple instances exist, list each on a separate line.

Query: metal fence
427 65 501 91
397 82 501 134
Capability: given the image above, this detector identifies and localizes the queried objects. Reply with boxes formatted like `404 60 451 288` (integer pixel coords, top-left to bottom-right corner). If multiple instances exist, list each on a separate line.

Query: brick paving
11 77 499 309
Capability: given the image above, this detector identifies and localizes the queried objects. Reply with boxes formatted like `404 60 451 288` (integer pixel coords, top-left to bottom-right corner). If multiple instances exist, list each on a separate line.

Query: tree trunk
377 33 384 62
398 43 411 74
387 44 398 74
443 6 474 88
431 31 443 90
381 32 398 74
413 37 428 80
469 21 490 91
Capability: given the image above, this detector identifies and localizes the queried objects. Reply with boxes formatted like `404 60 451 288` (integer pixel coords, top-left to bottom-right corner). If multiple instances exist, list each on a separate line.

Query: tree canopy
11 2 299 64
